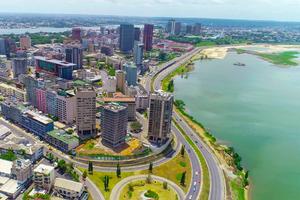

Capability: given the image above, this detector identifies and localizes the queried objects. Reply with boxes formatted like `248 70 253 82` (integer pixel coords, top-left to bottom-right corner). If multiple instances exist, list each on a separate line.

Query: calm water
238 46 274 51
174 52 300 200
0 27 100 34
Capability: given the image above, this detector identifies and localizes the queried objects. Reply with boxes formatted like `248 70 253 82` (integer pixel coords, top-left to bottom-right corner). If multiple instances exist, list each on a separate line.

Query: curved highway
145 47 225 200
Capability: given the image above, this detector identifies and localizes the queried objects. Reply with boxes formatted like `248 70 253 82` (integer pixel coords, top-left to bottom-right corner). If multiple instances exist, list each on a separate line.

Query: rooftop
76 85 95 92
0 125 11 138
0 159 13 175
103 102 127 112
104 98 135 103
47 130 78 144
24 110 53 125
33 164 54 175
35 56 77 67
0 179 19 195
54 178 83 192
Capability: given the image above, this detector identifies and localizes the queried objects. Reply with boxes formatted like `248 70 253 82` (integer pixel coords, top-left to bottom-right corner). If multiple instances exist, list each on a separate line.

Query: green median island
119 180 177 200
258 51 300 66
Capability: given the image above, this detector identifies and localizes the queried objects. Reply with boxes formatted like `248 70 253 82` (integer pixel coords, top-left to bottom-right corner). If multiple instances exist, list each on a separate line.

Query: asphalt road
145 47 225 200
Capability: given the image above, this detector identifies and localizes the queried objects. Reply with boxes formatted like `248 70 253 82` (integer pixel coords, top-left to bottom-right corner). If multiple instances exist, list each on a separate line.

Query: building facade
56 91 75 125
19 36 31 49
175 22 181 35
116 70 126 94
25 76 37 106
11 159 32 184
54 178 84 199
104 98 136 121
143 24 154 51
33 164 55 191
134 27 140 41
101 103 128 147
119 24 134 53
167 19 175 35
36 88 47 113
12 58 28 78
72 28 81 42
66 43 83 70
122 62 137 87
133 41 144 66
186 25 192 34
148 90 173 143
46 90 57 117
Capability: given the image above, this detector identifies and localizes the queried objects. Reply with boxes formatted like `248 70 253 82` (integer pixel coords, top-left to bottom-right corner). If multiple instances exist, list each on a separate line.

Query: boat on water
233 62 246 66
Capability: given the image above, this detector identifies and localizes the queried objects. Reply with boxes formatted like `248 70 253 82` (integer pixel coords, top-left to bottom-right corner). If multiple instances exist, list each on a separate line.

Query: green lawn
258 51 300 66
136 146 192 193
232 48 246 53
231 180 245 200
119 180 177 200
172 118 210 200
77 167 134 200
196 42 217 47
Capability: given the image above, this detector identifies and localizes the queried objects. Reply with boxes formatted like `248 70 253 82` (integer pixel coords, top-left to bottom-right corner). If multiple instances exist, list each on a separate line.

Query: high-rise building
116 70 126 94
36 88 47 113
133 41 144 66
174 22 181 35
101 27 106 36
56 91 75 125
194 23 201 35
46 90 57 117
119 24 134 53
12 58 28 78
186 25 192 34
143 24 154 51
106 76 116 93
167 20 176 35
0 38 5 55
19 35 31 49
72 28 81 42
82 39 93 49
134 27 140 41
147 90 173 143
75 85 96 137
122 62 137 87
65 43 83 70
101 103 128 147
9 38 16 53
25 76 38 107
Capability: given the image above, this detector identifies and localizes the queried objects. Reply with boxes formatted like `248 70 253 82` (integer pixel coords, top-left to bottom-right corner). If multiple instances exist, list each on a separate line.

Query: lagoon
173 52 300 200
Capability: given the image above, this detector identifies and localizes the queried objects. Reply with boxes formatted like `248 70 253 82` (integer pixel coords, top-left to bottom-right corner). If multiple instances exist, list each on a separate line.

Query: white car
194 181 196 186
195 172 198 176
189 195 192 199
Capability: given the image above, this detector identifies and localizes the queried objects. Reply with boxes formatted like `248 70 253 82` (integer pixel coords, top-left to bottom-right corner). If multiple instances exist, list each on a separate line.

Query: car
173 111 174 113
195 141 198 143
189 195 192 199
198 180 201 183
194 181 196 186
180 119 182 121
199 169 201 173
200 146 203 148
82 178 86 181
188 149 191 153
193 187 196 192
191 134 193 136
195 171 198 175
20 188 25 193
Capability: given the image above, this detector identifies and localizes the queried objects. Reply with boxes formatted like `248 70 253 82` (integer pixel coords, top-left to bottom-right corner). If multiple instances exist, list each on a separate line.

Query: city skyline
1 0 300 22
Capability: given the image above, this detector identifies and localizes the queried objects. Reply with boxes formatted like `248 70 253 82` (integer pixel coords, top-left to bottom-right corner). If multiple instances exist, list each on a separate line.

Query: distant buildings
46 129 79 152
134 27 141 41
75 85 96 137
122 62 137 87
148 90 173 143
19 35 31 49
119 24 134 53
193 23 201 35
143 24 154 51
72 28 81 42
100 46 114 56
0 38 6 55
101 103 128 147
133 41 144 66
82 38 93 49
175 22 181 35
65 43 83 70
167 19 176 35
35 56 75 80
186 25 192 34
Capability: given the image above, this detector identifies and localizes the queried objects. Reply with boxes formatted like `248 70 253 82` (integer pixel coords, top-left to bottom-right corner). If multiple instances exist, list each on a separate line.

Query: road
145 47 225 200
110 175 185 200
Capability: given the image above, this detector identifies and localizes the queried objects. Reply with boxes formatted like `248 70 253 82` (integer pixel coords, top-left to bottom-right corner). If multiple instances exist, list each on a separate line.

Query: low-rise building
53 178 84 199
0 125 11 140
33 164 55 191
11 158 32 184
46 130 79 152
21 110 54 139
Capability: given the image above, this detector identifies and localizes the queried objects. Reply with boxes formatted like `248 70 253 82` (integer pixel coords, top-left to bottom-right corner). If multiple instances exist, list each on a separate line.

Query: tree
68 163 74 172
174 100 185 108
116 163 121 178
58 159 66 170
167 80 174 92
181 145 185 157
46 151 49 156
180 171 186 186
82 171 87 178
48 153 54 161
67 129 74 134
163 181 168 189
158 52 167 61
55 157 59 163
128 181 134 191
130 122 142 131
103 175 110 191
149 162 153 173
88 161 93 174
146 174 152 183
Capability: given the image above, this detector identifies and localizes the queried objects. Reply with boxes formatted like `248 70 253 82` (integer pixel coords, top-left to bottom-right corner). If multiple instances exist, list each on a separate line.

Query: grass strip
172 118 210 200
258 51 300 66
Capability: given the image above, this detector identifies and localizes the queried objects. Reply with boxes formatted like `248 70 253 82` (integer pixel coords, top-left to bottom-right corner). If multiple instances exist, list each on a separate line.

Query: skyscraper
194 23 201 35
72 28 81 42
147 90 173 143
66 43 83 70
12 58 28 78
0 38 6 55
19 36 31 49
174 22 181 35
25 76 38 107
116 70 126 94
75 85 96 137
143 24 154 51
122 62 137 87
133 41 144 66
101 103 128 147
167 20 175 35
186 25 192 34
134 27 140 41
119 24 134 53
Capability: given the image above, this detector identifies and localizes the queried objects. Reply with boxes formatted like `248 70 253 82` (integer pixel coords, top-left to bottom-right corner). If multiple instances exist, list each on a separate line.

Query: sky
1 0 300 22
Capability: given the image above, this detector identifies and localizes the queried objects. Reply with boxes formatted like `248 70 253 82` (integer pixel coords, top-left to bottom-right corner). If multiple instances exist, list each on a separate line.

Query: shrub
176 173 182 180
144 190 159 200
179 161 186 167
127 191 132 198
